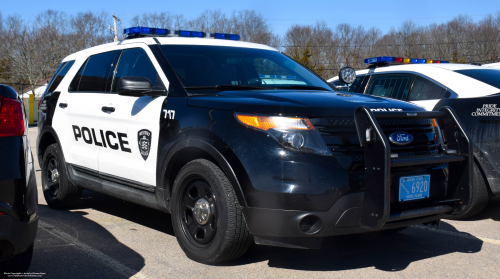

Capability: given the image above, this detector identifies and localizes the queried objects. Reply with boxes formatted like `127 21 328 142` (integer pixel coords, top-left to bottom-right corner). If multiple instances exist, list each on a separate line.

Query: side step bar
353 106 472 230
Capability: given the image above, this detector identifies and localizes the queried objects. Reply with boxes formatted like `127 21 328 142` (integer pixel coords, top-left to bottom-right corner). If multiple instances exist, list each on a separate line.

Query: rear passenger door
53 50 120 171
96 44 168 188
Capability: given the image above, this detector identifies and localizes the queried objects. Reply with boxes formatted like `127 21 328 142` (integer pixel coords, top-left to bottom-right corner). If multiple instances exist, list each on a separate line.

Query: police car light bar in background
364 56 449 65
123 26 240 40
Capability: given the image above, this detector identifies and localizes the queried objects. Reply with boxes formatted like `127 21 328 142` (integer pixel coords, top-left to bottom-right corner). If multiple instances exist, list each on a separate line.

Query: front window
160 45 333 94
454 69 500 90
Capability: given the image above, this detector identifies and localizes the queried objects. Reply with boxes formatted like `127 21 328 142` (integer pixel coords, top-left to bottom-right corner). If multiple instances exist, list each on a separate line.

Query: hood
187 90 424 117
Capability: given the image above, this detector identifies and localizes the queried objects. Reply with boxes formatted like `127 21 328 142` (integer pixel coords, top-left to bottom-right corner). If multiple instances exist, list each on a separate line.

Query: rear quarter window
454 69 500 90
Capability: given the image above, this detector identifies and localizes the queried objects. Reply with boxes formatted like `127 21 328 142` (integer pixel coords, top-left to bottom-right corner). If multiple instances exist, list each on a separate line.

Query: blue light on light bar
440 60 449 63
417 59 426 63
210 33 241 40
215 33 226 39
228 34 240 40
178 30 206 38
364 56 396 64
123 26 169 37
179 30 191 37
155 28 167 35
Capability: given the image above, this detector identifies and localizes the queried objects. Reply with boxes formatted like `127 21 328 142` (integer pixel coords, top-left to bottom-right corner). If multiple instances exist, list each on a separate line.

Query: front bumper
0 215 38 260
243 107 472 247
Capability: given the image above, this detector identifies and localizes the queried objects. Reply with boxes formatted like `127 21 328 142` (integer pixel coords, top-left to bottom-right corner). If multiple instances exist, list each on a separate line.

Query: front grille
311 117 440 161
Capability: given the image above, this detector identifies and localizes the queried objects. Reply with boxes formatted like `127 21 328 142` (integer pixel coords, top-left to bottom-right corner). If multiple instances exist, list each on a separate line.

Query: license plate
399 175 430 202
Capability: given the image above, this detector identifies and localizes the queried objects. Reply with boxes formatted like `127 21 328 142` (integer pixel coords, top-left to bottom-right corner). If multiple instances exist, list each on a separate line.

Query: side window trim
105 50 122 93
68 58 89 93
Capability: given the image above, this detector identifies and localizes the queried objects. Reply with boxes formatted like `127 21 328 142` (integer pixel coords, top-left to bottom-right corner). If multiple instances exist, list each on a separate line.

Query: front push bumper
243 106 473 248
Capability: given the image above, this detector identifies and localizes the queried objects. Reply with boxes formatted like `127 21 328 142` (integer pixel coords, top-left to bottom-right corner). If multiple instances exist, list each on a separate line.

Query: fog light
281 133 305 148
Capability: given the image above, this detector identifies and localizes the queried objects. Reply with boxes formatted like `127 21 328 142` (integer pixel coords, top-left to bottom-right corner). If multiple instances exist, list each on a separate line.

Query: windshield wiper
273 85 331 91
185 85 270 91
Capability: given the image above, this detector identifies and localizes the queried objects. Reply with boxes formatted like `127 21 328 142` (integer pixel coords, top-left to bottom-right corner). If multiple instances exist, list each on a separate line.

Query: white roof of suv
328 63 500 98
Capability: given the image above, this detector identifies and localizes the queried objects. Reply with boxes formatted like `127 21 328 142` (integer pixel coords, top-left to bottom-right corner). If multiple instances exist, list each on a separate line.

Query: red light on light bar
433 60 441 63
395 57 403 63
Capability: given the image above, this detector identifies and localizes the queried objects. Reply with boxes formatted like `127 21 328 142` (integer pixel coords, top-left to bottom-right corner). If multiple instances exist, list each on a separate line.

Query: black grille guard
354 106 472 230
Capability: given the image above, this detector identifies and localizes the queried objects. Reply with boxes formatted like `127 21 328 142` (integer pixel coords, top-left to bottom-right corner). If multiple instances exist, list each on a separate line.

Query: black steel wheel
171 159 252 264
180 178 218 247
44 157 60 196
42 143 82 209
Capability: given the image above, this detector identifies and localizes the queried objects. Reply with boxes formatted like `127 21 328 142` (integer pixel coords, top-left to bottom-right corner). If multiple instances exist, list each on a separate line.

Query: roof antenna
111 13 121 42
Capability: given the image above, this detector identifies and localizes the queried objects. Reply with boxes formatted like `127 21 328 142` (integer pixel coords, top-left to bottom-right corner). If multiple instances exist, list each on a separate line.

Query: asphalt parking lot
26 127 500 278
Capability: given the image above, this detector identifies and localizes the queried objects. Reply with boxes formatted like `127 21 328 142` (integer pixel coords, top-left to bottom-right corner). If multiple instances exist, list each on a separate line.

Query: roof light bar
123 26 168 37
365 56 450 65
123 26 241 41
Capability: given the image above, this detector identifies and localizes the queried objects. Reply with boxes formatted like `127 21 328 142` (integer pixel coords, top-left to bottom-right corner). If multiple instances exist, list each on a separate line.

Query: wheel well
165 146 220 196
38 131 57 166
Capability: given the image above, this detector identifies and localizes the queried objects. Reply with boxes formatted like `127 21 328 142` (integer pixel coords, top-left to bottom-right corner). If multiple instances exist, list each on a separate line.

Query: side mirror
117 76 165 96
338 67 356 85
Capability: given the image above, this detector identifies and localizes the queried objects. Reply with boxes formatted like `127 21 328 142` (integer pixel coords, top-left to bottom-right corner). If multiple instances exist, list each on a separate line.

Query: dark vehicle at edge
0 84 38 273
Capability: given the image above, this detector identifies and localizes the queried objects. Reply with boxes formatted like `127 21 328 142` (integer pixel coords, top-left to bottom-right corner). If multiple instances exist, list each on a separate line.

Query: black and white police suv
38 28 474 264
329 56 500 218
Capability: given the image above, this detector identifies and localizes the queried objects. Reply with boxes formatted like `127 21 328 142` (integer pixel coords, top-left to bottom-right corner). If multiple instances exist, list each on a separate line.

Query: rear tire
42 143 82 209
171 159 252 264
0 243 34 273
447 162 489 220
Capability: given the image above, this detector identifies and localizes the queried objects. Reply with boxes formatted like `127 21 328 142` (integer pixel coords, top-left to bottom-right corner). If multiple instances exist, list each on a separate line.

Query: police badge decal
138 129 152 161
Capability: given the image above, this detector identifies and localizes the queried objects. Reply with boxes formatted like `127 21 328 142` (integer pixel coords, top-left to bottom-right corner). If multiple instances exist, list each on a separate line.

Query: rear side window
408 76 449 101
365 74 413 100
454 69 500 90
69 51 119 92
46 61 75 93
111 48 163 92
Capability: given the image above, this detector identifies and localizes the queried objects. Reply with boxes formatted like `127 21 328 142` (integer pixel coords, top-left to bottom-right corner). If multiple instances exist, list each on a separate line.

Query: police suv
329 57 500 218
38 29 473 264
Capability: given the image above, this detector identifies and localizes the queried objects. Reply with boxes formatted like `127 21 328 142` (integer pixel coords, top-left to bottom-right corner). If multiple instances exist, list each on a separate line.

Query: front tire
171 159 252 264
42 143 82 209
447 162 489 220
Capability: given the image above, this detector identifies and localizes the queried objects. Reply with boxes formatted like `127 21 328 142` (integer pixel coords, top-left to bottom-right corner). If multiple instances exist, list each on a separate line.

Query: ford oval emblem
389 131 413 146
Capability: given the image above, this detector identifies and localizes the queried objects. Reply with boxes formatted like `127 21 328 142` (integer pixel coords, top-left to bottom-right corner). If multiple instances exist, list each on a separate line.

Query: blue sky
1 0 499 35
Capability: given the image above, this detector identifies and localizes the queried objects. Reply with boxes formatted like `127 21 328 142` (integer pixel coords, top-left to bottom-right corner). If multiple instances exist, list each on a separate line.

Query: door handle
59 103 68 108
101 106 115 113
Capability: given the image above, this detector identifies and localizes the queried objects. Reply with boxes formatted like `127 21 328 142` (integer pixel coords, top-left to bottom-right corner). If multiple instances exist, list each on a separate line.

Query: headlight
235 113 331 155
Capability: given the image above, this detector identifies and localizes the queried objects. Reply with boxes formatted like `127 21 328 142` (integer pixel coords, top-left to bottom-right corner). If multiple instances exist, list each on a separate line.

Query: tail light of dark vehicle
0 96 25 137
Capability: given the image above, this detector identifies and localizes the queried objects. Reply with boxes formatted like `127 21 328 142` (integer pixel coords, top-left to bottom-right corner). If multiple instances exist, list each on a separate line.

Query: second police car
38 28 474 264
329 57 500 218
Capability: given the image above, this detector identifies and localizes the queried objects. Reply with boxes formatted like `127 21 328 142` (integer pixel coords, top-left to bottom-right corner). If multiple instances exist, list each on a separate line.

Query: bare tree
70 11 113 51
131 12 186 30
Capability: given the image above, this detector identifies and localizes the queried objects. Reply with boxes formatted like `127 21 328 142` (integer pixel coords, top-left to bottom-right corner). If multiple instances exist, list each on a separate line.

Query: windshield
454 69 500 90
160 45 333 93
